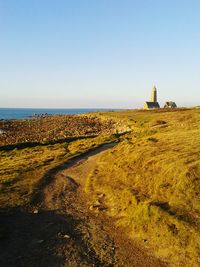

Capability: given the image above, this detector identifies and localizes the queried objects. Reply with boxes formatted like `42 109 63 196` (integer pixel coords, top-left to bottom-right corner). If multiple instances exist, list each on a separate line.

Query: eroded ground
2 108 200 266
0 144 166 267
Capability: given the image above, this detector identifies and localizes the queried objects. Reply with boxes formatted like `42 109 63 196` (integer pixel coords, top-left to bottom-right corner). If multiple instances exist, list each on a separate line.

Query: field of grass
0 134 116 209
2 108 200 265
85 108 200 266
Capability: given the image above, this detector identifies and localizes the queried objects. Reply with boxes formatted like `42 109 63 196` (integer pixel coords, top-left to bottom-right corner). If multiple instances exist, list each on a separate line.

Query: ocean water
0 108 114 120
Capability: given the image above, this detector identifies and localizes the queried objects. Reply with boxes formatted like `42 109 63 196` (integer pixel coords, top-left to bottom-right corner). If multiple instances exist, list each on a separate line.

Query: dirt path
0 143 168 267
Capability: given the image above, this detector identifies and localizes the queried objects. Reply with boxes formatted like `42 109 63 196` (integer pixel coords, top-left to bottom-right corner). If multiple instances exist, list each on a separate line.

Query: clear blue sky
0 0 200 108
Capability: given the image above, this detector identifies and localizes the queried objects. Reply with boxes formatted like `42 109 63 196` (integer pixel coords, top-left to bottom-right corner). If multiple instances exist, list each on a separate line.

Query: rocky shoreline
0 114 116 147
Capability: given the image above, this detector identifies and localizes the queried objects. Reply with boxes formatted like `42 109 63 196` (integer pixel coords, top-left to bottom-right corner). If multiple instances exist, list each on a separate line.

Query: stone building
143 86 160 109
164 101 177 108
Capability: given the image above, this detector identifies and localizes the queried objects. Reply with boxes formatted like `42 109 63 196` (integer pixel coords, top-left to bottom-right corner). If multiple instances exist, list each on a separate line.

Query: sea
0 108 115 120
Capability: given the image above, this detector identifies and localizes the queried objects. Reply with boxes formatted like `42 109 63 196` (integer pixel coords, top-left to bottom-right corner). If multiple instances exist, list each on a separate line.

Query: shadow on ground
0 208 100 267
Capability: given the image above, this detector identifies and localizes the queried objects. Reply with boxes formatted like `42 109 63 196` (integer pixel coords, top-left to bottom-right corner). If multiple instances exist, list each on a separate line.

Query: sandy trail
0 143 167 267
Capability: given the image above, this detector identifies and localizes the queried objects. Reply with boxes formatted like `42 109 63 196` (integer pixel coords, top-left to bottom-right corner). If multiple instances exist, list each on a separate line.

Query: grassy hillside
1 108 200 265
0 134 116 209
86 108 200 266
0 114 120 209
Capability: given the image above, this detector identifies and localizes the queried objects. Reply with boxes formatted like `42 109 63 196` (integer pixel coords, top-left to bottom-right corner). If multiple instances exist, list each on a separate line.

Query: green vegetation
86 108 200 266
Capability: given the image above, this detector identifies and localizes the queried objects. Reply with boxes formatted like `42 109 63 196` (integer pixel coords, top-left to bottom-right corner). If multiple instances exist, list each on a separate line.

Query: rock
93 200 101 206
97 193 105 198
0 115 116 147
89 205 100 213
63 234 70 239
89 205 94 210
0 129 5 135
98 207 108 212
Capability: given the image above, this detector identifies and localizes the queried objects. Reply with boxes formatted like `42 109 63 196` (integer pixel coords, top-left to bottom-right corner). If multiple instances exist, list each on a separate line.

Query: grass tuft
85 108 200 265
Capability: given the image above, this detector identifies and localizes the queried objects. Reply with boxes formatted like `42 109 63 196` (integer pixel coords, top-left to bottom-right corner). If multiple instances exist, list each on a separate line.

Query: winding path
0 143 167 267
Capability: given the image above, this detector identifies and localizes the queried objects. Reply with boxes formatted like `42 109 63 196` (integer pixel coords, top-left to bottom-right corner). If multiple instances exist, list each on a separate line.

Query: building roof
164 101 177 108
144 101 160 109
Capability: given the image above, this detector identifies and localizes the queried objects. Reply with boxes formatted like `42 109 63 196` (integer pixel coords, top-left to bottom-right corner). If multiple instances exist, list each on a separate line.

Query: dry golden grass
0 134 116 208
2 108 200 265
85 108 200 266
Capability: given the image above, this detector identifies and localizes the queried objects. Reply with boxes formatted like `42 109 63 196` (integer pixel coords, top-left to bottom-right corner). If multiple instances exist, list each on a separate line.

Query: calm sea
0 108 114 120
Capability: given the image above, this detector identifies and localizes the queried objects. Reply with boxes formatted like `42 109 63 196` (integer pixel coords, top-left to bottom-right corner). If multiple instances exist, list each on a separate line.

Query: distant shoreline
0 108 120 120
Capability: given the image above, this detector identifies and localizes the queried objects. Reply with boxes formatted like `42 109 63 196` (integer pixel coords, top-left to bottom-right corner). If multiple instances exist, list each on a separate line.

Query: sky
0 0 200 108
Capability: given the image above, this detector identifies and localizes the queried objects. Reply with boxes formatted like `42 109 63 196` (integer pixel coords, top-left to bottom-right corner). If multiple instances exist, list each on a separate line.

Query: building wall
143 102 149 110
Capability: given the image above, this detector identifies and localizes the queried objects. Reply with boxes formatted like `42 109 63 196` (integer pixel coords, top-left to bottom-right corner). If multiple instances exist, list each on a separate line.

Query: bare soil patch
0 143 167 266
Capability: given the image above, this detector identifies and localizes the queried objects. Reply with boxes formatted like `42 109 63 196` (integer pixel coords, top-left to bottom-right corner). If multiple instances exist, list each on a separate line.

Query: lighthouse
143 86 160 109
151 86 157 102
